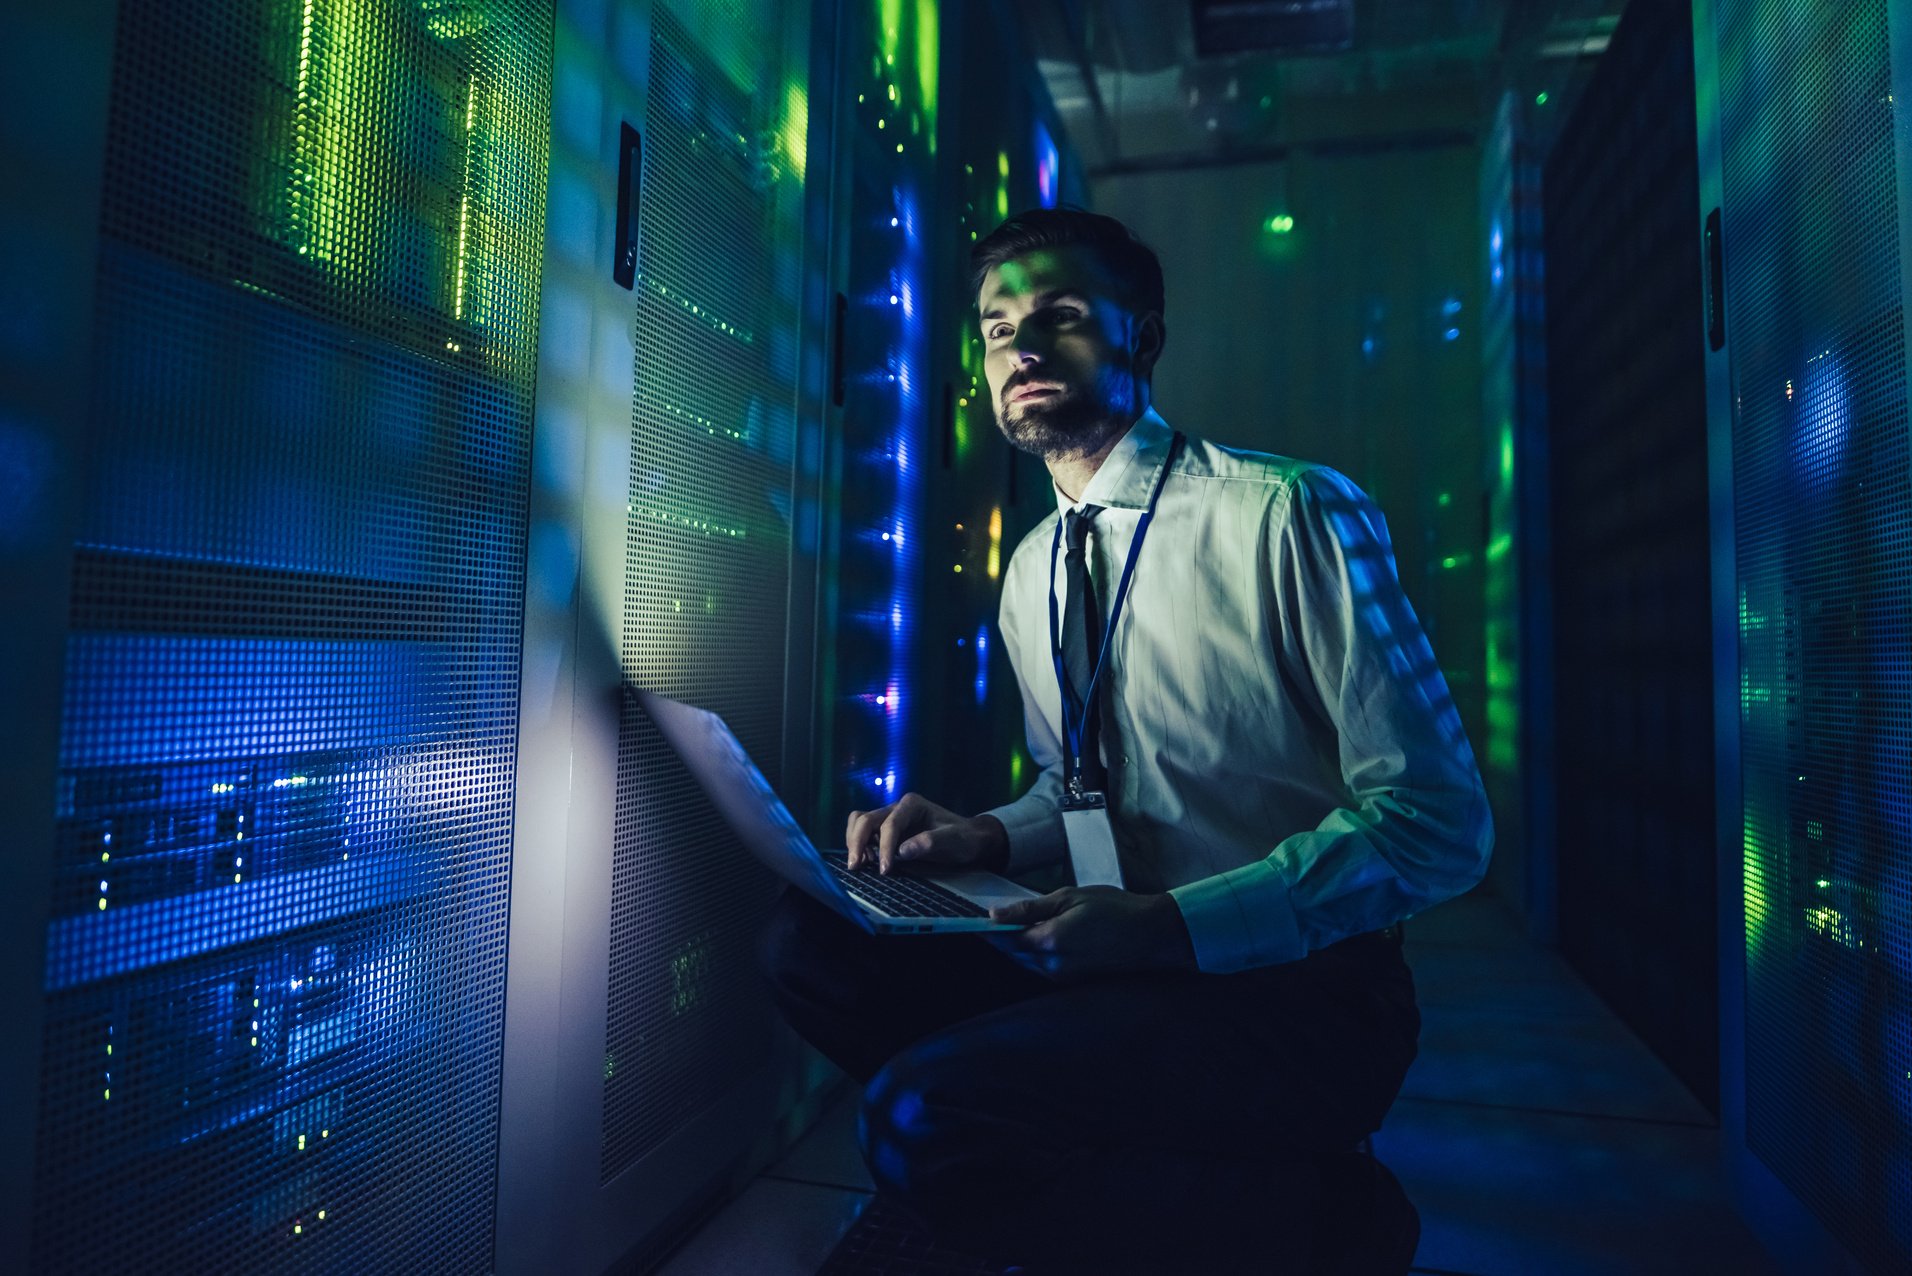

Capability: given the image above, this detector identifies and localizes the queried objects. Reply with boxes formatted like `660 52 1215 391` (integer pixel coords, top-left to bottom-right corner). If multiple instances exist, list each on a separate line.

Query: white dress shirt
984 407 1493 972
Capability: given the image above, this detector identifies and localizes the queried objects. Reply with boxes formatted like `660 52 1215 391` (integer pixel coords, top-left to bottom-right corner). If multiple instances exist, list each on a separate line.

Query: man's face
977 246 1158 461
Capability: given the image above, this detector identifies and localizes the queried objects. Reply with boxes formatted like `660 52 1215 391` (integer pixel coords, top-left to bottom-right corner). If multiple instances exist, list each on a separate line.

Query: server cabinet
495 0 835 1270
1697 0 1912 1269
925 0 1091 823
10 0 553 1269
1544 0 1717 1114
1476 90 1552 938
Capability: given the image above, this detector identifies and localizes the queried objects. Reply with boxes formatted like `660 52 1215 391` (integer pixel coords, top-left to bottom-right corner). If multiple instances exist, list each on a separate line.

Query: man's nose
1009 337 1046 365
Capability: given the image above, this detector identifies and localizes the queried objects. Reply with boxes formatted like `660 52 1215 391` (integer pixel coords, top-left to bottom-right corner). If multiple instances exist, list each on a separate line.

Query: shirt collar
1052 407 1176 516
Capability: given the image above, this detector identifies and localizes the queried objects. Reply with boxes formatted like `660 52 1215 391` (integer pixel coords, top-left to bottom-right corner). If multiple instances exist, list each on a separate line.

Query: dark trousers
757 886 1421 1275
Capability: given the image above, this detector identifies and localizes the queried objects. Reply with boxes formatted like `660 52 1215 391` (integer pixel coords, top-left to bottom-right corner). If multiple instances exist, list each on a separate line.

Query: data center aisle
652 889 1778 1276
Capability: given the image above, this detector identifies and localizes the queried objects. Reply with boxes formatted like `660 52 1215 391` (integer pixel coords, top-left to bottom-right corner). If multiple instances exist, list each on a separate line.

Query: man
758 207 1492 1274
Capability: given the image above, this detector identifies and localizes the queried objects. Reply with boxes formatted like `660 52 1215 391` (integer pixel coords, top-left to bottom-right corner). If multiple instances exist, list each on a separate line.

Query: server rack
926 0 1091 823
4 0 1082 1270
494 0 831 1270
1544 0 1717 1114
1696 0 1912 1269
13 0 553 1269
1476 89 1553 938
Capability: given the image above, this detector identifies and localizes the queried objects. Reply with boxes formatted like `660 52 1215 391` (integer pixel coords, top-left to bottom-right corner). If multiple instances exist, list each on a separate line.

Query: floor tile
1405 943 1616 1020
652 1177 870 1276
1374 1097 1777 1276
1402 889 1530 950
1399 1001 1715 1126
766 1087 875 1193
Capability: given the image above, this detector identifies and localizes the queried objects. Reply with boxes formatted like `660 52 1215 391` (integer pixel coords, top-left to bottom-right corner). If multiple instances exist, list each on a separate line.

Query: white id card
1061 790 1125 889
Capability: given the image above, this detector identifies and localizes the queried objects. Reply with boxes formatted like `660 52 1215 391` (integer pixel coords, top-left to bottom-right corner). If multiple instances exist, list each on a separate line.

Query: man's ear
1132 311 1166 381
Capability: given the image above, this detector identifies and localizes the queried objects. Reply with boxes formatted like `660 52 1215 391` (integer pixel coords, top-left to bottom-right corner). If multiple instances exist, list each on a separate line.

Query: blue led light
1035 121 1059 208
974 624 989 705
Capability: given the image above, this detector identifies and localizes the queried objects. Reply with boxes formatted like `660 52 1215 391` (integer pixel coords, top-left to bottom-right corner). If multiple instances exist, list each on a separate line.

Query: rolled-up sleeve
1169 466 1493 972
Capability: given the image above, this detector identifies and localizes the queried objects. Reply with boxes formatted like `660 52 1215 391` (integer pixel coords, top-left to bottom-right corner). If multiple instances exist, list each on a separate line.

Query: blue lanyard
1047 431 1184 793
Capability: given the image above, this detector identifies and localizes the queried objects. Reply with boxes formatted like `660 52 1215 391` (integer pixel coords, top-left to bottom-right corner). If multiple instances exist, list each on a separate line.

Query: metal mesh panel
30 0 549 1270
601 2 806 1181
1720 0 1912 1263
1543 0 1717 1114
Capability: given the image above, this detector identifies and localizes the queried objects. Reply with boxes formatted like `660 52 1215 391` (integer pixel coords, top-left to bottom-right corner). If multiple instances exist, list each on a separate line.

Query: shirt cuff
981 792 1067 876
1168 858 1305 973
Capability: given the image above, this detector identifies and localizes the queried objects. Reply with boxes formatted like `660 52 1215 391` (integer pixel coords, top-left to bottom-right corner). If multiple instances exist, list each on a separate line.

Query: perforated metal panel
601 1 809 1182
30 0 549 1270
1719 0 1912 1264
1543 0 1717 1114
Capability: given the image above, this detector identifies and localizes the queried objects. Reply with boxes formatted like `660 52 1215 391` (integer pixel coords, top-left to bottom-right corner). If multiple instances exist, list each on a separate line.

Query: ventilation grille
1719 0 1912 1264
29 0 550 1270
601 2 805 1183
1542 0 1717 1113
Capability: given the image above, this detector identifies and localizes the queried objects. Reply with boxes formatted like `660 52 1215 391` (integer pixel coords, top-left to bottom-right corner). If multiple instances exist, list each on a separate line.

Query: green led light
916 0 940 139
1536 91 1549 106
1816 878 1830 888
1437 491 1452 507
781 83 809 184
670 932 713 1015
453 78 477 320
879 0 903 68
1265 214 1295 234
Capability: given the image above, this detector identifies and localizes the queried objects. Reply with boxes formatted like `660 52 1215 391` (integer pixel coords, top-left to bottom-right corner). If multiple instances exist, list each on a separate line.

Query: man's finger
895 831 931 861
876 794 918 873
844 809 865 868
989 891 1070 925
846 803 890 870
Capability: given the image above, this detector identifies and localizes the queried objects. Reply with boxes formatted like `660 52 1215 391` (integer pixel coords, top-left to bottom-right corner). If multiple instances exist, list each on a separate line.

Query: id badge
1060 789 1125 889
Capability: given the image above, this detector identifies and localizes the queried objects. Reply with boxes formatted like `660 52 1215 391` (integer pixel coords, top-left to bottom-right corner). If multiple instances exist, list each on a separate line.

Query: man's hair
969 206 1165 321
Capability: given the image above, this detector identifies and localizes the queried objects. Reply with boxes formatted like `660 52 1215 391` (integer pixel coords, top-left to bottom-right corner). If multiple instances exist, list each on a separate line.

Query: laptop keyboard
825 859 991 918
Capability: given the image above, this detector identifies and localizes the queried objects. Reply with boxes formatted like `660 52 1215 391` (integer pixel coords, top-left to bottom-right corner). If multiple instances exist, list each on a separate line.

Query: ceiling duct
1191 0 1356 58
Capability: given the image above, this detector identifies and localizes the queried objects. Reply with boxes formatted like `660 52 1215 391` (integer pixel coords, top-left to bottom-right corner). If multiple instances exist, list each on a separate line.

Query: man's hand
845 792 1008 875
986 887 1198 981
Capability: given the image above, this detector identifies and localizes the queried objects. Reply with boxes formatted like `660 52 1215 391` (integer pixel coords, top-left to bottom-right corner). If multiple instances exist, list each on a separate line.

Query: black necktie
1061 504 1108 792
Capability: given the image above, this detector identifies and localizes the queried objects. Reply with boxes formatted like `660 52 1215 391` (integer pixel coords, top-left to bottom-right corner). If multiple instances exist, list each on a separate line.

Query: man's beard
995 362 1138 462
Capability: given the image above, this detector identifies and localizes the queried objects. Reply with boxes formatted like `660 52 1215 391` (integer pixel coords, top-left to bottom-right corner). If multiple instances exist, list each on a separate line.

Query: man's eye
988 326 1010 339
1052 308 1080 322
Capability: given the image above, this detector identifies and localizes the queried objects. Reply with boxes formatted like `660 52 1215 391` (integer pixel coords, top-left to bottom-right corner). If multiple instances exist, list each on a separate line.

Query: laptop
639 690 1039 933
